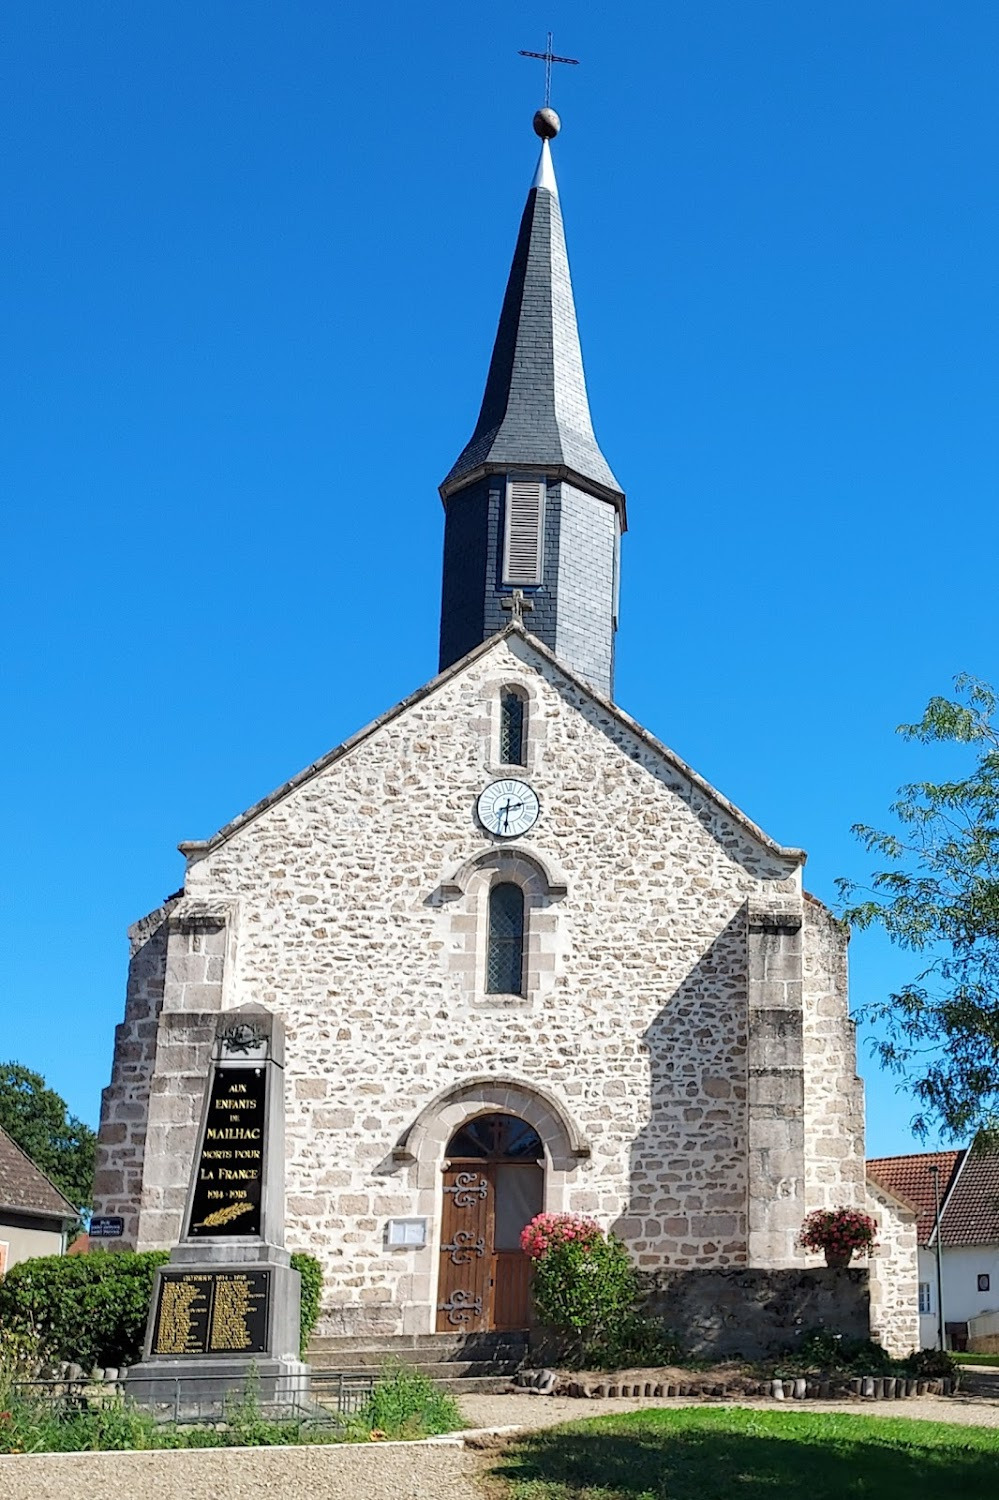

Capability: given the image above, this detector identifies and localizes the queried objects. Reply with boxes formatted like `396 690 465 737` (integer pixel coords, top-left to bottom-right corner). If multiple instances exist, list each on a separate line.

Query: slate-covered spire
438 112 626 700
440 128 624 511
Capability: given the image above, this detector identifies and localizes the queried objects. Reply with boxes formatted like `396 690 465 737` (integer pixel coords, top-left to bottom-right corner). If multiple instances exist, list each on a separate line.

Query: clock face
477 778 540 839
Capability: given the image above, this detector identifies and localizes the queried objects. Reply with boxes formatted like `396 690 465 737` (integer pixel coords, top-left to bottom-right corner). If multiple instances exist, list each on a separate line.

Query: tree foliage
839 675 999 1139
0 1062 96 1213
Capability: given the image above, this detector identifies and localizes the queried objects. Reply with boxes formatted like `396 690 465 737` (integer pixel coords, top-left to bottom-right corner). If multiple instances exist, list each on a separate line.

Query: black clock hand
499 798 523 832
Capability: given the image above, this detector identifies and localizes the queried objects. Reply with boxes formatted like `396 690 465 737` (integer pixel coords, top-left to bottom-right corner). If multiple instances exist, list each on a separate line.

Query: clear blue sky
3 3 997 1158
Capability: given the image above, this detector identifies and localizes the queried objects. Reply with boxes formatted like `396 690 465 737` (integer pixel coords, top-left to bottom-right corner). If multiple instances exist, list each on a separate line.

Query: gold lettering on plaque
153 1276 210 1355
209 1275 261 1353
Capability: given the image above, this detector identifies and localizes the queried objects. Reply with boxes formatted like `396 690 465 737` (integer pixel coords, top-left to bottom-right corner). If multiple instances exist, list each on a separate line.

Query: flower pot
823 1247 852 1269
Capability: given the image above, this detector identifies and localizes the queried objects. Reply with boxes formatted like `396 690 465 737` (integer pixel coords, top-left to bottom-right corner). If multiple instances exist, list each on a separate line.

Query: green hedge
290 1250 323 1356
0 1249 324 1369
0 1250 169 1369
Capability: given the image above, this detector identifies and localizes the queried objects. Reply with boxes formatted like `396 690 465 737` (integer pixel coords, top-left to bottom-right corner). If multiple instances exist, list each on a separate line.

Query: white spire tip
531 138 558 196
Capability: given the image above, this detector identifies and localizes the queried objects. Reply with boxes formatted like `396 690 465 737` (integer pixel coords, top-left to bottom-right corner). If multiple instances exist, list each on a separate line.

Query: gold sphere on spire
533 108 561 140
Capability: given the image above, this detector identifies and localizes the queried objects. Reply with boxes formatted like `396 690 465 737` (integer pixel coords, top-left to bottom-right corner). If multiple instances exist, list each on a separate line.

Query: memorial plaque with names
186 1065 267 1237
151 1270 270 1357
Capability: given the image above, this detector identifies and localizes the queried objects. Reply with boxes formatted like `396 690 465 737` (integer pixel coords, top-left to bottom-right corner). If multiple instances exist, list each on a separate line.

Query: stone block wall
94 634 870 1336
746 901 805 1266
642 1266 871 1360
802 897 866 1214
93 904 173 1246
866 1180 920 1356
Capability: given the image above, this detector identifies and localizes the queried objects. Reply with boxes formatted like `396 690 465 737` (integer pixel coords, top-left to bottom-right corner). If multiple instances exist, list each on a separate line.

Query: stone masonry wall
93 904 174 1246
95 633 863 1335
801 897 866 1218
642 1266 870 1360
866 1180 920 1356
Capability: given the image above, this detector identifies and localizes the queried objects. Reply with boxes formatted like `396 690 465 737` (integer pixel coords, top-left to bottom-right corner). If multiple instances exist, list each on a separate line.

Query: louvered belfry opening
503 476 545 585
499 691 526 766
487 882 526 995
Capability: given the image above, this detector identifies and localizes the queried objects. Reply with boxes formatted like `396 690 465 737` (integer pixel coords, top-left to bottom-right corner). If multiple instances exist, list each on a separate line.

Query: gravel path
0 1439 474 1500
457 1387 999 1434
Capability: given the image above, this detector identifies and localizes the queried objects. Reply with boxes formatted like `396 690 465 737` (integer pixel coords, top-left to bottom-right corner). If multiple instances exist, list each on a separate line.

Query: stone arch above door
393 1076 590 1190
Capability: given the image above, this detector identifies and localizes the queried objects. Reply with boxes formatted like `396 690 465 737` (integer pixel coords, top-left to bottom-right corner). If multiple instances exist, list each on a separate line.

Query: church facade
94 114 918 1355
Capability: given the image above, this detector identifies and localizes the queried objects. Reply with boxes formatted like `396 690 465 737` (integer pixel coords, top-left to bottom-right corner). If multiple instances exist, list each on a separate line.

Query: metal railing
10 1369 376 1427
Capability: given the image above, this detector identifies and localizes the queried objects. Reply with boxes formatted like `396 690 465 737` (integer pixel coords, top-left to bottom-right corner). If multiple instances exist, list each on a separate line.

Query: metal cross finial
518 31 579 108
501 589 535 625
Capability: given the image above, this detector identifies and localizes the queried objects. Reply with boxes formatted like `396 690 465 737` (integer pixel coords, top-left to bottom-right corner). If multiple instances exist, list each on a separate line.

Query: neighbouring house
868 1146 999 1350
0 1126 77 1272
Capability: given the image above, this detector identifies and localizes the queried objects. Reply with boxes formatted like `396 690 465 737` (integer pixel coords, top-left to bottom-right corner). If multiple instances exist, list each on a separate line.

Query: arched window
487 883 525 996
499 691 526 766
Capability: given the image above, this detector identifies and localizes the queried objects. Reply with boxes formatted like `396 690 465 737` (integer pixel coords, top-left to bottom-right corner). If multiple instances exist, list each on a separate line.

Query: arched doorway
436 1112 544 1332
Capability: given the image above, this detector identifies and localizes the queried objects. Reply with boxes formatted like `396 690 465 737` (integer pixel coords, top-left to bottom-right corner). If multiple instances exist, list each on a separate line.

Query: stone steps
312 1371 512 1401
309 1338 528 1362
309 1355 523 1378
306 1331 528 1395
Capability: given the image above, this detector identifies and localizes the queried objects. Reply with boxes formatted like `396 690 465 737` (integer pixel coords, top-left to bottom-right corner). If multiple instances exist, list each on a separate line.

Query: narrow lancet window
487 882 526 995
499 691 526 766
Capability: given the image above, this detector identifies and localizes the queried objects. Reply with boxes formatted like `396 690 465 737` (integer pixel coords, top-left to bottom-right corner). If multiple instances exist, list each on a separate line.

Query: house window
918 1282 932 1314
486 882 525 995
503 476 545 585
499 691 526 766
978 1274 991 1293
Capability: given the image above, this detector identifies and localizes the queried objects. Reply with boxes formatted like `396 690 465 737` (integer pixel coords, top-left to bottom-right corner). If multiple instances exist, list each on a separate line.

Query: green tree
839 675 999 1139
0 1062 96 1213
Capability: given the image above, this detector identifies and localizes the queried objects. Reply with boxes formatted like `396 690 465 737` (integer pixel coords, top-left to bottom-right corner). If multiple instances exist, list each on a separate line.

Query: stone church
94 113 918 1356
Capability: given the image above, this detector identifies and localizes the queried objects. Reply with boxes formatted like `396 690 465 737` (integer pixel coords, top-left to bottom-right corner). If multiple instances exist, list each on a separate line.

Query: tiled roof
867 1150 963 1246
0 1127 76 1221
440 136 625 513
938 1150 999 1248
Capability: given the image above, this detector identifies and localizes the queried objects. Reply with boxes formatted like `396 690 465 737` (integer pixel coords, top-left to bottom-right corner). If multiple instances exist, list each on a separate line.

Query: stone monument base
126 1244 310 1414
125 1355 311 1414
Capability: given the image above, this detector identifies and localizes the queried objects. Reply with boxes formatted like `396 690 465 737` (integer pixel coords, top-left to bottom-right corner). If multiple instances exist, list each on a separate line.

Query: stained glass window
499 692 526 765
487 882 525 995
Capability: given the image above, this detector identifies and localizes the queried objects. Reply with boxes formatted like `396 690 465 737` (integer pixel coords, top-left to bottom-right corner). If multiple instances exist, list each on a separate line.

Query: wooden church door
436 1114 544 1333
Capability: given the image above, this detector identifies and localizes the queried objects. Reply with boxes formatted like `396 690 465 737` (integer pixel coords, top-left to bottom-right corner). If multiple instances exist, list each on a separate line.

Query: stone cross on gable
501 589 535 625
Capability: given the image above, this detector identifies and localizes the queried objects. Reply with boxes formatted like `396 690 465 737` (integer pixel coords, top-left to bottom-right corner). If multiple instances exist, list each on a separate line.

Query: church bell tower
438 110 626 700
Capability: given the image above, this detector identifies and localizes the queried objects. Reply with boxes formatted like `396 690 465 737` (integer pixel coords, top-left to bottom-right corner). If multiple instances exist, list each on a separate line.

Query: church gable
92 109 877 1349
172 626 807 1049
183 625 803 890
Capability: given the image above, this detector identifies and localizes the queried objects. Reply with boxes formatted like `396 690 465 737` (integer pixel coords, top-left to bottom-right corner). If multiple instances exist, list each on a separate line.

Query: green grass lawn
488 1408 999 1500
954 1353 999 1367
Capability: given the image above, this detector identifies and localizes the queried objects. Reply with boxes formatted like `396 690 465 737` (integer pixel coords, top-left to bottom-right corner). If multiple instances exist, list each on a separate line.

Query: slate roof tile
0 1126 76 1221
938 1150 999 1247
441 138 624 515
